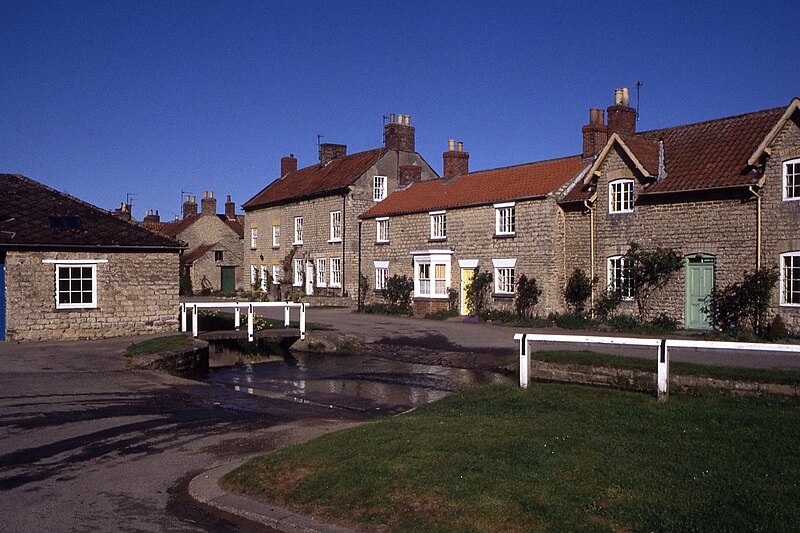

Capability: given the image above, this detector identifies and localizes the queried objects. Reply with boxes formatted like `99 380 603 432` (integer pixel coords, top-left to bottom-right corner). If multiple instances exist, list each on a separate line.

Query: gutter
0 244 185 252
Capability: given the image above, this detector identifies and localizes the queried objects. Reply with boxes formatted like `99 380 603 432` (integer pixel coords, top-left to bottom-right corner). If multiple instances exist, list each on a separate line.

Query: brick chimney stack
607 87 636 135
582 108 608 159
114 202 132 221
281 154 298 177
399 164 422 186
182 195 197 219
384 113 415 152
143 209 160 223
319 143 347 166
225 195 236 220
201 191 217 216
443 139 469 178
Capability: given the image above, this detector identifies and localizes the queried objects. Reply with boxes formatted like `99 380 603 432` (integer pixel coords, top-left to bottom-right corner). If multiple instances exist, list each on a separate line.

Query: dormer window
609 179 634 213
784 158 800 201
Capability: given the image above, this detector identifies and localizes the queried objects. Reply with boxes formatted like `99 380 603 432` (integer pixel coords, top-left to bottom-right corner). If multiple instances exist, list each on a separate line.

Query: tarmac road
0 336 366 532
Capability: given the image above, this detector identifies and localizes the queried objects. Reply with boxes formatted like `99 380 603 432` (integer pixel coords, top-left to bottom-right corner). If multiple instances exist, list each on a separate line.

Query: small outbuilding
0 174 184 342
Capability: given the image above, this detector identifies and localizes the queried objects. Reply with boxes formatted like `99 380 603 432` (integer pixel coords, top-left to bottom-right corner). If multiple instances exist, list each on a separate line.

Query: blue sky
3 1 799 221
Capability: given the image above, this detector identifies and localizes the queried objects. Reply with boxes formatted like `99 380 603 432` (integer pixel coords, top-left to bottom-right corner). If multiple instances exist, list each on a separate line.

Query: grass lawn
530 350 800 386
223 384 800 532
124 334 192 356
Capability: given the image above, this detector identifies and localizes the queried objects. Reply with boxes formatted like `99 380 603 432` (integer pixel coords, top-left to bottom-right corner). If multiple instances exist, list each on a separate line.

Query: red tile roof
147 214 244 239
562 105 788 203
182 243 216 265
361 156 587 218
0 174 183 250
244 148 385 210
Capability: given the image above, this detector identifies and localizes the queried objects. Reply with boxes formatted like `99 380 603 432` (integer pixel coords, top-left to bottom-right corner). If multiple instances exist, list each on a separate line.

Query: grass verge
124 334 192 356
529 350 800 386
222 383 800 532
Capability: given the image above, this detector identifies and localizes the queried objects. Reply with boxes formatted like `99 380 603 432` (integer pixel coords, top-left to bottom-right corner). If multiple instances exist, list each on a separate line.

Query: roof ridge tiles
636 105 786 137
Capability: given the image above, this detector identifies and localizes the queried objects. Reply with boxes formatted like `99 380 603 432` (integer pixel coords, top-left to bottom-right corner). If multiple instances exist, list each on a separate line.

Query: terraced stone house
242 114 438 301
360 90 800 331
0 174 183 342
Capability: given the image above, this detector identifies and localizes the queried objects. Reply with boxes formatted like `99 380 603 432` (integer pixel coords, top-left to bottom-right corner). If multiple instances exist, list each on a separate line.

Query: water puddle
203 339 510 415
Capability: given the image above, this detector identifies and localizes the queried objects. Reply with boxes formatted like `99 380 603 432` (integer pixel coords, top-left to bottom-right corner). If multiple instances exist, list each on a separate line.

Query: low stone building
242 114 438 302
0 174 183 342
144 192 244 293
562 90 800 330
360 141 589 316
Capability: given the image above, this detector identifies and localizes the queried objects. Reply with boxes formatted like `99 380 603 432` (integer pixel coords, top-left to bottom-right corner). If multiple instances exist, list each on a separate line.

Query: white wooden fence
514 333 800 400
181 301 307 342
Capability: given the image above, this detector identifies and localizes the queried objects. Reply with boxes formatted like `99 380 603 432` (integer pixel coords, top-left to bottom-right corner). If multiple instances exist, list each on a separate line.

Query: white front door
305 261 314 295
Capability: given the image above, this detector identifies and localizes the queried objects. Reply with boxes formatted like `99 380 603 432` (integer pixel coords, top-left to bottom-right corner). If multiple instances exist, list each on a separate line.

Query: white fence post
234 306 241 331
191 304 198 338
180 303 186 332
657 339 669 401
284 304 290 328
247 304 254 342
299 303 306 340
520 334 530 388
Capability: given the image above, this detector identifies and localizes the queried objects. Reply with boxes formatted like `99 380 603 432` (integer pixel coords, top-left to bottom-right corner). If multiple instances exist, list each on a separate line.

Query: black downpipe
357 219 363 311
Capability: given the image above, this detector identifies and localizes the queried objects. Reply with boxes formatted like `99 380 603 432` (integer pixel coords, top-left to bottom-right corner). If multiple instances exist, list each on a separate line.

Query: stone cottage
144 192 244 293
359 89 800 331
242 114 438 302
562 90 800 330
359 141 589 316
0 174 183 342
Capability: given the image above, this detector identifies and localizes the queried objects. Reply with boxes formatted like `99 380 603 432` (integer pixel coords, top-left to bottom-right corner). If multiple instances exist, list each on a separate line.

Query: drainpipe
357 219 363 311
748 186 762 270
342 193 347 297
583 199 596 315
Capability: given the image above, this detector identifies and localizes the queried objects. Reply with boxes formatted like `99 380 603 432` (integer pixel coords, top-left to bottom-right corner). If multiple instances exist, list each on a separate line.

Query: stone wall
5 250 180 342
243 150 437 301
760 116 800 330
363 196 568 317
190 243 241 293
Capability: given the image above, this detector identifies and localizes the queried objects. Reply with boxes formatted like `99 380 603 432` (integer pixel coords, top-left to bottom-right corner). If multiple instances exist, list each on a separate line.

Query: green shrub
425 308 459 320
767 314 789 340
179 268 193 296
549 311 594 330
704 266 779 337
447 287 459 312
606 314 643 332
384 275 413 311
626 242 684 319
479 309 515 323
650 313 679 332
563 268 594 313
361 303 413 316
593 289 622 321
465 268 492 316
358 273 370 309
514 274 542 318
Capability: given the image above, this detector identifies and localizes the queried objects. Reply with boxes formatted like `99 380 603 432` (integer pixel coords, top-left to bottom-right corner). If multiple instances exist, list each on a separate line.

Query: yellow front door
460 268 474 315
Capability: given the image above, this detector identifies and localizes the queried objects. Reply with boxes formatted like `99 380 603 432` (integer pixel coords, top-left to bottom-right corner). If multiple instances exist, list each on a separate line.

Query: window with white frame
317 258 327 287
260 265 269 290
609 179 634 213
373 175 387 201
413 253 451 297
375 261 389 290
430 211 446 240
781 252 800 305
55 263 98 309
330 211 342 242
272 225 280 247
293 217 303 245
330 257 342 288
250 227 258 248
376 218 389 243
494 202 516 236
250 265 258 286
272 264 281 284
608 255 634 300
492 258 517 295
784 158 800 201
293 258 303 286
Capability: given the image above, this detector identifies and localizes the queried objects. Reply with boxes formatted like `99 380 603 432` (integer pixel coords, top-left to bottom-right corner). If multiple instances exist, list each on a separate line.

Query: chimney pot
389 113 395 124
404 115 410 126
457 141 463 152
448 139 455 151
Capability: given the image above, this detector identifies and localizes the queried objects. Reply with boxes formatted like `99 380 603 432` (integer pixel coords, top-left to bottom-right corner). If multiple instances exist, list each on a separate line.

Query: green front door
221 267 236 293
685 255 715 330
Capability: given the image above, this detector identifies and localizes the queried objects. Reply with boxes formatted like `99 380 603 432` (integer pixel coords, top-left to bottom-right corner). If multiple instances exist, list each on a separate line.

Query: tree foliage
465 268 492 316
704 266 779 336
515 274 542 318
626 242 683 319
